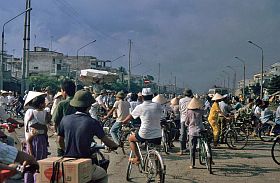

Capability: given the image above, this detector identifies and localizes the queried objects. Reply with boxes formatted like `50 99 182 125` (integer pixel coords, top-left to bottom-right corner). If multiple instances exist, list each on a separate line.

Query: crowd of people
0 79 280 183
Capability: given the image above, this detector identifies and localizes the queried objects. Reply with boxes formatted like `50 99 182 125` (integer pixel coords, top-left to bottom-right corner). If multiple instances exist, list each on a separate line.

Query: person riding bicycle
122 88 162 164
103 91 130 145
185 97 205 169
57 90 118 183
260 101 276 136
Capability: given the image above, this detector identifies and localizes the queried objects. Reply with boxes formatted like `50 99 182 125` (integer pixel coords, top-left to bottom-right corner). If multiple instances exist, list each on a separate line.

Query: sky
1 0 280 93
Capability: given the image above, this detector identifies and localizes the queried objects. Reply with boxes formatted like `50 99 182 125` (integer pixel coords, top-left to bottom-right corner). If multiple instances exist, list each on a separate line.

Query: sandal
128 158 140 164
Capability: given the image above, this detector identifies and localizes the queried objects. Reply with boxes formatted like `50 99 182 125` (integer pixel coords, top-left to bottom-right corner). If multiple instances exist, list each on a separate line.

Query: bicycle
160 118 178 154
198 131 213 174
224 118 249 150
271 135 280 165
118 123 140 155
126 139 166 182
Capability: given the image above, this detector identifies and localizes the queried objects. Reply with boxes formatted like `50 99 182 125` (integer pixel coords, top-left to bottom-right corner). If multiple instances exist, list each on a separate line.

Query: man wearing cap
51 80 76 156
103 91 130 145
57 90 118 183
178 89 193 155
122 88 162 164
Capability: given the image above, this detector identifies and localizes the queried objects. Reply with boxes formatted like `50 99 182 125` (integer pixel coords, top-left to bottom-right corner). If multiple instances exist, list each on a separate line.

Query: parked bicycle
271 135 280 165
126 140 166 183
198 130 213 174
160 118 179 154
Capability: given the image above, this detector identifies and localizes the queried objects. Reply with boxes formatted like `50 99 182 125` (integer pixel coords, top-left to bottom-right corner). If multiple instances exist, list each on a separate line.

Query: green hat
116 91 125 99
70 90 95 108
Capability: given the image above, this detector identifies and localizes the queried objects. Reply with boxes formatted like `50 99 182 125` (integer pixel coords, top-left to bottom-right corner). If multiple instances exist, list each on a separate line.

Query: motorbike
0 118 24 150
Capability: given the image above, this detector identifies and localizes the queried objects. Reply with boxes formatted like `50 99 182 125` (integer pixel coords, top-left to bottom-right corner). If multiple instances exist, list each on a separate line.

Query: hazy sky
1 0 280 93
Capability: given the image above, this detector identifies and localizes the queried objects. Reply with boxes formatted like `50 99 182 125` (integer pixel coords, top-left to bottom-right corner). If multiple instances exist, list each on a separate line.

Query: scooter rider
57 90 118 183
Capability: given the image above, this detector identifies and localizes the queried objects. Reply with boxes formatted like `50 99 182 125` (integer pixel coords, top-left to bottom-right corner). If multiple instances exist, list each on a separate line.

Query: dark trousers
189 135 198 167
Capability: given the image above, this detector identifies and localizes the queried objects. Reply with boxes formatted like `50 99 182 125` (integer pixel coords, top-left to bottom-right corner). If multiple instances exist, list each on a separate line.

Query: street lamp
110 54 125 67
234 56 246 99
75 40 96 89
222 70 230 89
226 65 236 93
248 40 264 99
0 7 32 90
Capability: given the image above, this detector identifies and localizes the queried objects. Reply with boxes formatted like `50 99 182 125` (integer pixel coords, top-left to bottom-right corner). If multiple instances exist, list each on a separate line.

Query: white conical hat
24 91 46 106
170 97 179 105
152 94 167 104
187 97 203 109
211 93 224 101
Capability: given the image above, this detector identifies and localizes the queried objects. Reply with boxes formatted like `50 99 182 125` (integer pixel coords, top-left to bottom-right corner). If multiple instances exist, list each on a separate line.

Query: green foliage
28 75 63 92
267 75 280 94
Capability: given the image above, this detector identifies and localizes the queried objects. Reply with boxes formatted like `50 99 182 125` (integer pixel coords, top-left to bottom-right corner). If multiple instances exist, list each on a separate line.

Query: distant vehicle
208 88 229 97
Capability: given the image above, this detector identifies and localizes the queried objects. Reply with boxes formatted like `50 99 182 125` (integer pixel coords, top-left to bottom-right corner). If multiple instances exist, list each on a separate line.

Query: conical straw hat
187 97 203 109
211 93 224 101
170 97 179 105
152 94 167 104
24 91 46 106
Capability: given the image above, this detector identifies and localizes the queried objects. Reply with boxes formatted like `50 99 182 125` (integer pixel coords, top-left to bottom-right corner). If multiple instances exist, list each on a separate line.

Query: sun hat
170 97 179 105
183 89 193 97
1 90 8 94
142 88 153 96
116 91 125 99
211 93 224 101
152 94 168 104
137 92 142 97
187 97 203 109
70 90 95 108
54 92 63 99
24 91 46 106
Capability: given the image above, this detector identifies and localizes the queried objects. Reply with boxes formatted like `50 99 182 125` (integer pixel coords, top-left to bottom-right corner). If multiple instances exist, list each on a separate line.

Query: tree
28 75 62 92
267 75 280 95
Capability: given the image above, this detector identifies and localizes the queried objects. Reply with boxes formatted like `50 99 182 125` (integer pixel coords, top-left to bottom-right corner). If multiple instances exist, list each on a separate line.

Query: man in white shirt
178 89 193 155
122 88 162 164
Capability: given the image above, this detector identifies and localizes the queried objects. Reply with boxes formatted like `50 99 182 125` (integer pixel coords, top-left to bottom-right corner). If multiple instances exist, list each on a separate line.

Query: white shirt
24 108 48 140
96 95 104 105
89 102 100 120
179 96 192 122
113 100 130 122
131 100 162 139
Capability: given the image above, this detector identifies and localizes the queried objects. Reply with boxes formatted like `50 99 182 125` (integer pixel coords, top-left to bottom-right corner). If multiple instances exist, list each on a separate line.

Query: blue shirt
58 112 105 158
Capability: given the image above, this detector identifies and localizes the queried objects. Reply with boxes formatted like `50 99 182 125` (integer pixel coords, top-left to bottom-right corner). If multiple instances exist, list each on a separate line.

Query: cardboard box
37 157 92 183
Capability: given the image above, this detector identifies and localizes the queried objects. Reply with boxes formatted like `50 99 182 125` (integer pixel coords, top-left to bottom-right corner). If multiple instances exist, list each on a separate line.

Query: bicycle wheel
271 137 280 165
203 141 213 174
225 129 248 150
161 128 169 154
144 150 165 183
126 151 133 181
198 139 206 165
259 125 274 142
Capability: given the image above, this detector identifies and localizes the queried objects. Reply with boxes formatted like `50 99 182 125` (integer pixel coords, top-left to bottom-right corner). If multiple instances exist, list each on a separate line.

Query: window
57 64 61 70
52 58 55 64
34 67 38 69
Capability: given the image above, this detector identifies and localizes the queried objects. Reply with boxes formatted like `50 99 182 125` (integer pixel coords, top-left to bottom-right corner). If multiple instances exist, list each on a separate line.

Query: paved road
6 129 280 183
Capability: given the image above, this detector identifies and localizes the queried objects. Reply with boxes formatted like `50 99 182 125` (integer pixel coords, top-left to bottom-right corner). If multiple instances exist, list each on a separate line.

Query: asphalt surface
6 128 280 183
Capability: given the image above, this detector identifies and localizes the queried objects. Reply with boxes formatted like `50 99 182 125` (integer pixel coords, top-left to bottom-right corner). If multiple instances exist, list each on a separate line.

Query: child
24 91 49 183
185 97 205 169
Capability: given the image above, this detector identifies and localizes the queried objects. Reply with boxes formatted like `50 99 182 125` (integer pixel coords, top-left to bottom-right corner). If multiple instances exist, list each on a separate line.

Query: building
29 47 111 77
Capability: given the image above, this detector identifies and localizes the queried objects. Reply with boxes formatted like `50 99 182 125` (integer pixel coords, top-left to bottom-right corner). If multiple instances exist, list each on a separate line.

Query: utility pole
174 76 177 94
21 0 31 94
128 39 132 92
157 63 160 93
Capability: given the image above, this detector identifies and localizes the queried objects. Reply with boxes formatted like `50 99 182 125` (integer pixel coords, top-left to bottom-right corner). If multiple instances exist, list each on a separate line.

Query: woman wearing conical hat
185 97 205 169
207 93 225 147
